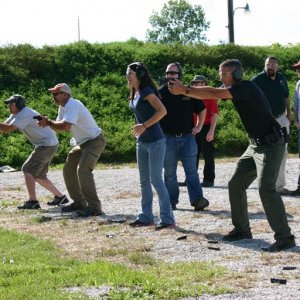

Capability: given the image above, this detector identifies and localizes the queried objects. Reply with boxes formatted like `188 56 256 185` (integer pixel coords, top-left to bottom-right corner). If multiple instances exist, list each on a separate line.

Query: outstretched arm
168 79 232 100
0 123 17 133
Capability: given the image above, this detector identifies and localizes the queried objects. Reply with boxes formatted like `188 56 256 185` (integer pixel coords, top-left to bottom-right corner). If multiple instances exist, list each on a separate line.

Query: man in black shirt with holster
168 59 295 252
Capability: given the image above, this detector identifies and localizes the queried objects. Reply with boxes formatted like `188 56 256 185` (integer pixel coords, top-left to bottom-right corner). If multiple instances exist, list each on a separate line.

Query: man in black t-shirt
168 59 295 253
159 62 208 211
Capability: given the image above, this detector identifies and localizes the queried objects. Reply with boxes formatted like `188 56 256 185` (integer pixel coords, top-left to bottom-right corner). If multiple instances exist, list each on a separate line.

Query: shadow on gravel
184 209 295 222
174 226 208 237
221 239 300 253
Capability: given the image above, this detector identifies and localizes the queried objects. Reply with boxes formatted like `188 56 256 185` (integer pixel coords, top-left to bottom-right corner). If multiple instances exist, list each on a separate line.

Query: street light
227 0 250 43
78 16 81 42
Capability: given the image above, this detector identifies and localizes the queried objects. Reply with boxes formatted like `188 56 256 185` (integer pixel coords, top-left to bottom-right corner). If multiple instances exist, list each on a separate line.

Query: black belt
250 128 283 146
164 133 189 137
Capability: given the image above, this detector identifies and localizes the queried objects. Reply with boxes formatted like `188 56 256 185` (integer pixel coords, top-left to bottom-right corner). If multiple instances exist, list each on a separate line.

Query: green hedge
1 41 300 167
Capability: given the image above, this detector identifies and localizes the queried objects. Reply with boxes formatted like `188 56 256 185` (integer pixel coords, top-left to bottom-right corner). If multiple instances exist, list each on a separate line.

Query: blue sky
0 0 299 47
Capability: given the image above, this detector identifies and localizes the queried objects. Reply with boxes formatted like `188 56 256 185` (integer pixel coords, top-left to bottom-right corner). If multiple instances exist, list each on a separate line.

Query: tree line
1 41 300 167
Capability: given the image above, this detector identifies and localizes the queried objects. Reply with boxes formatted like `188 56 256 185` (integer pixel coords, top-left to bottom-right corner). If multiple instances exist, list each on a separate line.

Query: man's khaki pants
63 133 106 212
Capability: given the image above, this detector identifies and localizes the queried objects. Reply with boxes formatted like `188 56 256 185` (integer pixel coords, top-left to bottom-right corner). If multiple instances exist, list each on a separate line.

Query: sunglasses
165 71 179 75
52 92 64 96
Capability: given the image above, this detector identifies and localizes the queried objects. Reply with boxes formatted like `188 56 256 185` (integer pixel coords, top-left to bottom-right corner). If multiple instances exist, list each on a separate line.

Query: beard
267 69 275 77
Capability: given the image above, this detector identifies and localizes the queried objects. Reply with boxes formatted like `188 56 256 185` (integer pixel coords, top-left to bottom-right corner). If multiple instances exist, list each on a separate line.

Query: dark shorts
21 145 58 179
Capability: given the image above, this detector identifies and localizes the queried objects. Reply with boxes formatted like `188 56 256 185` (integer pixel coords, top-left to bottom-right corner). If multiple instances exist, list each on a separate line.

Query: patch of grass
2 186 22 191
32 216 52 223
98 248 129 257
0 200 18 208
50 162 138 171
129 251 156 265
0 228 231 299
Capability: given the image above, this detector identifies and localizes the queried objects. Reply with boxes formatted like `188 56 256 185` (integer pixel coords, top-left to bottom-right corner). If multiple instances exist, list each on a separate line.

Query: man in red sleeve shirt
179 75 219 187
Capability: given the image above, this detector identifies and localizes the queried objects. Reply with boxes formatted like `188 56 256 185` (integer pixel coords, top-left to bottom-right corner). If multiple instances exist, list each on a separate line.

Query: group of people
168 58 299 252
126 62 213 230
0 83 106 218
1 57 299 252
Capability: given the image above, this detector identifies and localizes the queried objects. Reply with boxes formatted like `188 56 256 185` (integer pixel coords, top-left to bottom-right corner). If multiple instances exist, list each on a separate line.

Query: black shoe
223 229 253 241
201 180 214 187
178 181 187 186
279 188 292 196
155 223 176 230
262 235 296 252
192 197 209 211
47 195 69 206
171 204 177 210
129 219 154 227
61 203 85 213
290 188 300 196
17 200 41 210
75 207 103 218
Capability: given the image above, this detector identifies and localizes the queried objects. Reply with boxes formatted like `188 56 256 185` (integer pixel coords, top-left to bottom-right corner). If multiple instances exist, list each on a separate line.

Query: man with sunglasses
159 63 209 211
252 57 291 195
38 83 106 217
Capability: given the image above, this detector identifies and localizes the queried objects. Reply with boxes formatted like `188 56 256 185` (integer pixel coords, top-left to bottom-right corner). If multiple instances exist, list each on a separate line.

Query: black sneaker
178 181 187 186
192 197 209 211
61 203 85 213
223 229 253 241
155 223 176 230
201 180 214 187
262 235 296 252
171 203 177 210
279 188 292 196
17 200 41 210
129 219 154 227
47 195 69 206
75 207 103 218
290 188 300 197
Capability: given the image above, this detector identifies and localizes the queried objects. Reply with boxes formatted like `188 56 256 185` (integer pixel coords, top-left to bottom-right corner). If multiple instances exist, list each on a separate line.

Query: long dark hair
128 62 159 100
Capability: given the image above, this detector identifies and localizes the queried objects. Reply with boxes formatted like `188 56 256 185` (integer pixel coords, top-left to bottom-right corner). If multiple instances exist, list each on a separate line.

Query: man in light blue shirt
0 95 68 209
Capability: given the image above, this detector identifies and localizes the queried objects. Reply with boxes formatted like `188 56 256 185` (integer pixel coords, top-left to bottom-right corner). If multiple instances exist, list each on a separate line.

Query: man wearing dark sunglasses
159 62 209 211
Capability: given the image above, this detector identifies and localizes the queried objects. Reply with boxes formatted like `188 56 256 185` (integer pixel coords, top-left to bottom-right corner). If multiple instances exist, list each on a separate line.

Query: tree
146 0 210 45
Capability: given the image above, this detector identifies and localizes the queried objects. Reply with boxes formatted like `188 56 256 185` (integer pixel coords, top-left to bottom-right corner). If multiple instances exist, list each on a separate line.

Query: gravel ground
0 158 300 299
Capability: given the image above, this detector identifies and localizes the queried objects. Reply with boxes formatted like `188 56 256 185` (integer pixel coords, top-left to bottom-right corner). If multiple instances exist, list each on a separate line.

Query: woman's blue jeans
136 138 175 225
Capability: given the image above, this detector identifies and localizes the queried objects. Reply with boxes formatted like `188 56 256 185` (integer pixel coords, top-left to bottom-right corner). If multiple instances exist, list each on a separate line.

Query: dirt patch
0 159 300 299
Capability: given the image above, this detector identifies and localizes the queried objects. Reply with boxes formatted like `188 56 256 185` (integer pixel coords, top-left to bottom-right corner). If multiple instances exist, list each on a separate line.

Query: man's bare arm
168 80 232 100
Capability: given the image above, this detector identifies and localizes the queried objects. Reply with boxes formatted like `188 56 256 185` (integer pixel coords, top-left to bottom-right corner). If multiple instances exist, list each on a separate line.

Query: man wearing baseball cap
178 75 219 188
0 94 68 209
38 83 106 217
290 61 300 196
191 75 218 188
